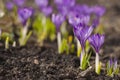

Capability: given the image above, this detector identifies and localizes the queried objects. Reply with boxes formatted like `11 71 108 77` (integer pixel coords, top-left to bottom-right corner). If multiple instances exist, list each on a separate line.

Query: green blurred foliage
60 35 75 54
80 52 91 70
1 32 14 43
33 14 56 44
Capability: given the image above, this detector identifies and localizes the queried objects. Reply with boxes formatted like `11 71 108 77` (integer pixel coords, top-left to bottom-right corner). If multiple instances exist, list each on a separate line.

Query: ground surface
0 0 120 80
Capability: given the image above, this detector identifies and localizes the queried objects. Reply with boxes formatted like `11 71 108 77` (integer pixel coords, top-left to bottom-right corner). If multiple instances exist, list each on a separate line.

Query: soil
0 44 119 80
0 0 120 80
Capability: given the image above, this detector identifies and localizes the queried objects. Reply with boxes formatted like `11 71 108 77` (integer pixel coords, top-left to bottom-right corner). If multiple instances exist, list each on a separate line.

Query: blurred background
0 0 120 58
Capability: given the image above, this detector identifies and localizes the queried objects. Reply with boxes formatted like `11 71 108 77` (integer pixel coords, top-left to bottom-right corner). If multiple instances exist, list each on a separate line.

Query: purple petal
52 13 65 32
41 6 53 16
92 17 100 28
92 5 106 17
35 0 48 8
68 13 90 27
54 0 75 7
88 34 105 53
13 0 25 7
18 7 33 25
74 26 93 48
6 2 14 10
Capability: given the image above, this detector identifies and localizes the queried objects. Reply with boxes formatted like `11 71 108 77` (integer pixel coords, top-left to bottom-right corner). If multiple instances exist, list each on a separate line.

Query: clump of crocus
18 7 33 46
107 59 119 77
88 34 104 74
74 25 93 70
52 13 65 53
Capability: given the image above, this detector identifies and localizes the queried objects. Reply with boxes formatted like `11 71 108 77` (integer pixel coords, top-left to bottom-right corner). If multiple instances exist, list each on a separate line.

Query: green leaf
60 38 69 54
23 31 32 46
5 37 9 49
33 14 56 43
1 32 14 43
85 40 90 53
80 52 91 70
46 18 56 41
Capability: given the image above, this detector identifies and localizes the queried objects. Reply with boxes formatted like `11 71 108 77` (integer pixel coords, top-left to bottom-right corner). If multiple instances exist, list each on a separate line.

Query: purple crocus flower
52 14 65 32
68 14 90 27
18 7 33 25
74 5 92 15
41 6 53 16
57 5 69 16
35 0 48 8
88 34 104 74
13 0 25 7
68 13 81 26
91 6 105 17
74 26 93 48
54 0 75 7
88 34 104 53
92 17 100 28
6 2 14 10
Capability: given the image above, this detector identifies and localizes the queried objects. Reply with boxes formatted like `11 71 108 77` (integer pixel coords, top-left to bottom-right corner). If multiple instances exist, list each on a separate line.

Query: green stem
5 37 9 49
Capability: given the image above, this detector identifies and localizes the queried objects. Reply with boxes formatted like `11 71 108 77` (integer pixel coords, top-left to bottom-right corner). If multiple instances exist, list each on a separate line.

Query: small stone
34 59 39 64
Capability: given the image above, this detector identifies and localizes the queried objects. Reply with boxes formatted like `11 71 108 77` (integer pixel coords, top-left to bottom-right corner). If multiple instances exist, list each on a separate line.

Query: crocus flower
74 26 93 48
68 14 90 27
88 34 104 53
35 0 48 8
74 5 92 15
18 7 33 25
52 13 65 53
54 0 75 7
6 2 14 10
18 8 33 46
41 6 53 16
13 0 25 7
57 5 70 16
88 34 104 74
91 5 105 17
52 13 65 32
74 26 93 69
